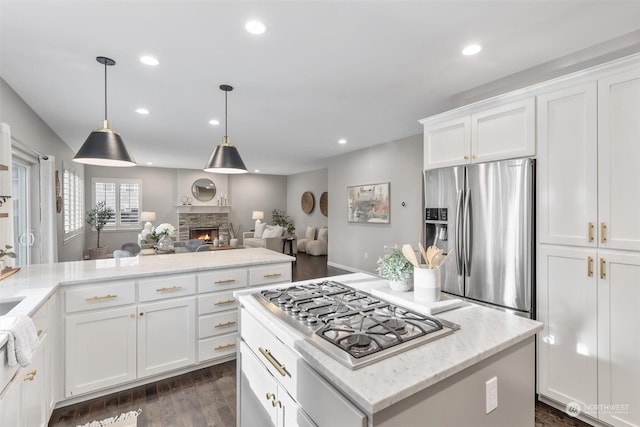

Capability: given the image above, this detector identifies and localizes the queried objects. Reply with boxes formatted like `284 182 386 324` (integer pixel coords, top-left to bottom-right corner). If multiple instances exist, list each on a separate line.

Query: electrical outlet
485 376 498 414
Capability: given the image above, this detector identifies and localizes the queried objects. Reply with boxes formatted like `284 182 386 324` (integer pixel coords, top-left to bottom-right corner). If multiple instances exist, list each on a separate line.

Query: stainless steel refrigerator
423 158 535 317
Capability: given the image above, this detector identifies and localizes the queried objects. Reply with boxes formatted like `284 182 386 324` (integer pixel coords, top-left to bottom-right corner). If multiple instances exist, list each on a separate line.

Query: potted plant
229 222 240 247
86 201 114 259
272 209 295 236
152 223 176 251
0 244 16 272
376 245 413 291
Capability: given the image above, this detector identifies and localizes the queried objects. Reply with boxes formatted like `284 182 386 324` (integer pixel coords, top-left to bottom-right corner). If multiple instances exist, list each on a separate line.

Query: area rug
76 409 141 427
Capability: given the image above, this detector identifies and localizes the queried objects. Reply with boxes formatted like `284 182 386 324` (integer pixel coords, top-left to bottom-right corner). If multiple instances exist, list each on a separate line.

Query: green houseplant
272 209 295 236
376 245 413 291
0 244 16 272
86 201 114 259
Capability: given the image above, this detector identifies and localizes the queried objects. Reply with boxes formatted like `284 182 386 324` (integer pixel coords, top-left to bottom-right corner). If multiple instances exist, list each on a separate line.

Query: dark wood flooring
49 253 591 427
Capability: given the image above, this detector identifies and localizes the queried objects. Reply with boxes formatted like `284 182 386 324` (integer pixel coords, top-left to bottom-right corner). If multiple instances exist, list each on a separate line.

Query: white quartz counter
0 248 293 347
237 272 543 414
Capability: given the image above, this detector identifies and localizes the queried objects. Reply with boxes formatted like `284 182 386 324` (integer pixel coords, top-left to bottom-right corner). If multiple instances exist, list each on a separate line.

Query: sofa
243 223 297 253
298 226 328 256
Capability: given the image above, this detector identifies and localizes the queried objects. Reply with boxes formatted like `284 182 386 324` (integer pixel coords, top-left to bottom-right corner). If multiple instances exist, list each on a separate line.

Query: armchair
243 224 296 253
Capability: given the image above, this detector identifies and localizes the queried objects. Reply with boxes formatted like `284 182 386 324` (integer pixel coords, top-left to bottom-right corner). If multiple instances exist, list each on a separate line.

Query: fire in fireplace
189 227 219 243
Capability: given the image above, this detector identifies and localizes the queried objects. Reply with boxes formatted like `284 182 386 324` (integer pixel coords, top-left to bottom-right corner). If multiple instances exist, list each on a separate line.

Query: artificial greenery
86 201 114 249
0 245 16 260
376 245 413 281
229 222 240 239
272 209 295 235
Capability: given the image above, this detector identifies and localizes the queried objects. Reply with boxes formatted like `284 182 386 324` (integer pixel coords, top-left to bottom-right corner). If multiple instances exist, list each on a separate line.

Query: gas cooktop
254 281 459 369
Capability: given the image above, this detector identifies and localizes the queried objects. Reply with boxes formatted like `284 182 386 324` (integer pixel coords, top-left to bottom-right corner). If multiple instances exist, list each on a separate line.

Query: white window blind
92 178 141 228
63 166 84 238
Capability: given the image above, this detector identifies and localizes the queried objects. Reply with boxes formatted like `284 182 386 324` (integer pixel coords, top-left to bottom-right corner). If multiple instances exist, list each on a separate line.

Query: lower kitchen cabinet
239 342 314 427
538 245 640 426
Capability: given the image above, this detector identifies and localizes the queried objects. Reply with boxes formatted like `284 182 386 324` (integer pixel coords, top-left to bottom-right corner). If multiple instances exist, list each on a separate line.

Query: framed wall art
347 182 390 223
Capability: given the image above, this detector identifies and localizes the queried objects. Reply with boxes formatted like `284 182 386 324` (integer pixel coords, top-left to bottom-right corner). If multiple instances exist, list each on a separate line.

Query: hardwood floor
49 254 588 427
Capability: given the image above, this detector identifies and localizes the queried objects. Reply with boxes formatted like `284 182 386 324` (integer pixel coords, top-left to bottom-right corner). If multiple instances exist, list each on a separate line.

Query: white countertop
237 273 543 414
0 248 294 347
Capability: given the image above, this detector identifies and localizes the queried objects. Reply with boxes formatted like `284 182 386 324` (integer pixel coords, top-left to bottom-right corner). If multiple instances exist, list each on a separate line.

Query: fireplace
189 227 219 244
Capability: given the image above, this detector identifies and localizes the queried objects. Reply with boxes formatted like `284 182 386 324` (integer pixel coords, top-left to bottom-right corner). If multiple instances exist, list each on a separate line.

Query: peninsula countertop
0 248 294 347
236 272 543 414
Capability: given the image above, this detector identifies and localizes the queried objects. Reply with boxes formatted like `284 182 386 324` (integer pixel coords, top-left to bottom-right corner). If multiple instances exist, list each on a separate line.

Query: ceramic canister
413 265 441 303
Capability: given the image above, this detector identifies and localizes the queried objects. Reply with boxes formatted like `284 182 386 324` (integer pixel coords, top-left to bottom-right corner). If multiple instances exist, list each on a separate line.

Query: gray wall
327 134 423 273
0 78 85 262
228 174 288 244
286 168 328 239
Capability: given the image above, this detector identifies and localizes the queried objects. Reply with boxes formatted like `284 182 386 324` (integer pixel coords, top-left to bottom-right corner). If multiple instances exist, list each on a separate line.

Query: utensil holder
413 266 441 303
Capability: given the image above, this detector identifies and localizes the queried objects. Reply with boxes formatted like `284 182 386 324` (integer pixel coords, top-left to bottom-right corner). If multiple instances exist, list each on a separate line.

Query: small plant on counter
86 201 114 249
0 245 16 271
272 209 295 236
229 223 240 239
376 245 413 282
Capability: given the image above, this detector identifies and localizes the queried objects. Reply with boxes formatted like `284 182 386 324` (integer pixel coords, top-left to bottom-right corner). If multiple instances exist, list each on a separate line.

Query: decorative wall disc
320 192 328 217
301 191 315 214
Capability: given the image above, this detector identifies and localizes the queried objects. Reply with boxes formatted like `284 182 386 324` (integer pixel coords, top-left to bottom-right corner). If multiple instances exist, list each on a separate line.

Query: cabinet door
279 387 315 427
597 251 640 427
239 342 278 427
537 245 597 417
598 69 640 251
537 84 598 246
471 98 535 163
137 297 196 378
65 306 136 397
0 367 21 427
423 116 471 170
22 334 47 427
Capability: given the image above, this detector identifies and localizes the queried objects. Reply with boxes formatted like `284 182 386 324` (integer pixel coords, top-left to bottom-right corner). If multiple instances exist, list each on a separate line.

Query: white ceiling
1 1 640 175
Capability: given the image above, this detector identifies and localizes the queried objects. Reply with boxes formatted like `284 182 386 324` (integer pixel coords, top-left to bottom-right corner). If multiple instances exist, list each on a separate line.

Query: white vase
157 234 174 251
230 238 238 248
389 279 412 292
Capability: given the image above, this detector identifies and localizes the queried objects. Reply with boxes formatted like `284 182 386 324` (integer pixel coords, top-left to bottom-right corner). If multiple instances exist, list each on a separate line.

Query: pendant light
73 56 136 167
204 85 248 174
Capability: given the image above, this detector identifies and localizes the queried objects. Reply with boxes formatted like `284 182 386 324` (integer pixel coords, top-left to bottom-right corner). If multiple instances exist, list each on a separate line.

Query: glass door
12 154 40 266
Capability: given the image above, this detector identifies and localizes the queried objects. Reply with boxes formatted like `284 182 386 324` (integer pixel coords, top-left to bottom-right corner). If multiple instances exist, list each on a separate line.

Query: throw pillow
255 222 267 238
305 226 316 240
317 227 328 242
263 225 284 238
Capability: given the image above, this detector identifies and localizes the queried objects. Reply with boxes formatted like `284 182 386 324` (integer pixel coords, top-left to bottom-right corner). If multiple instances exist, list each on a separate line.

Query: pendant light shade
74 56 136 167
204 85 248 174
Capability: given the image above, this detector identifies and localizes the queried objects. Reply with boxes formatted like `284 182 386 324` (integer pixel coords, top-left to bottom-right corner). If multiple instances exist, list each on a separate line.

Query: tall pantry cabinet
537 67 640 427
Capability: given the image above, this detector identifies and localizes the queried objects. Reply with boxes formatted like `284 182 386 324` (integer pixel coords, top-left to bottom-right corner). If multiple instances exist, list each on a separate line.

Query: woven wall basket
301 191 315 214
319 192 328 217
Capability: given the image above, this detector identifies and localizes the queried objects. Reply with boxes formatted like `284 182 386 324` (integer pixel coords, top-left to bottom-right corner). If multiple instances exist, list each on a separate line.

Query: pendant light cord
224 89 228 137
104 60 108 121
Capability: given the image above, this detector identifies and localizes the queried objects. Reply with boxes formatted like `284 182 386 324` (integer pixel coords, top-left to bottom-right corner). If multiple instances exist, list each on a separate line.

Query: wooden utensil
434 250 452 269
402 244 420 268
418 242 429 267
426 246 440 268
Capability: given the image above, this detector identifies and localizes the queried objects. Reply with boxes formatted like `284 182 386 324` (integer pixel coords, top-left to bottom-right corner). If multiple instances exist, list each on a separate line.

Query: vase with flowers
152 223 176 252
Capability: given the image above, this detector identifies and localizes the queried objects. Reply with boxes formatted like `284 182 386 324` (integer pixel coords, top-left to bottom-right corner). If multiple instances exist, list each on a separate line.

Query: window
92 178 141 229
63 164 84 239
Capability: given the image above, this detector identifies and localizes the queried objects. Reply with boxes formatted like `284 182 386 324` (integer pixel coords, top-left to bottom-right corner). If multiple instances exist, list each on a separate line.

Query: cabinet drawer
240 309 298 392
249 263 291 286
65 281 136 313
198 332 238 362
199 291 238 315
198 268 248 293
138 274 196 302
199 311 238 339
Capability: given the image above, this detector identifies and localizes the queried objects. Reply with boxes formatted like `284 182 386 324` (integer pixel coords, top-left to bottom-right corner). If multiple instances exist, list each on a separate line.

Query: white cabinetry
422 98 535 169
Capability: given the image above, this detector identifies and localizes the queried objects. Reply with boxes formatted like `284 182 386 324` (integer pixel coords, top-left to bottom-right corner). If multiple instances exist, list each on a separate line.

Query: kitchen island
237 273 543 427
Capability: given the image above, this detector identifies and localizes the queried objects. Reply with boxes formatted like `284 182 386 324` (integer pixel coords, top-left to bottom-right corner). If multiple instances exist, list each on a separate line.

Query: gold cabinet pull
214 321 236 328
601 223 607 243
156 285 183 292
214 299 236 306
23 370 37 381
259 347 289 377
588 222 595 242
264 273 282 278
272 399 282 408
214 279 236 284
130 313 136 318
266 392 275 401
587 256 594 277
86 294 117 302
214 343 236 350
600 258 606 279
463 155 469 160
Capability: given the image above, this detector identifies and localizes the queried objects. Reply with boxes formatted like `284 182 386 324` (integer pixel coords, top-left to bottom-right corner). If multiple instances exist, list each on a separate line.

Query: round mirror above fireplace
191 178 217 202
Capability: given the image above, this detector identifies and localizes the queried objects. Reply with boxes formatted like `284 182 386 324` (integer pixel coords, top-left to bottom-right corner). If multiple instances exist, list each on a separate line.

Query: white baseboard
327 261 371 274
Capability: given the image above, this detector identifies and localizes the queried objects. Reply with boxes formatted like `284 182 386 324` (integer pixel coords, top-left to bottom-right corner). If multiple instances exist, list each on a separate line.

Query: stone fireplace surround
178 212 229 243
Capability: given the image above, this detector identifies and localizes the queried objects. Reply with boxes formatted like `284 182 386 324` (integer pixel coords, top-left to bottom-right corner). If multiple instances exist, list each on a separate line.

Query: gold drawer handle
264 273 282 278
272 399 282 408
259 347 289 377
214 343 236 350
587 256 594 277
601 223 607 243
600 258 606 279
24 370 37 381
214 279 237 284
86 294 117 302
156 285 183 292
214 299 236 306
463 155 469 160
588 222 594 242
214 321 236 328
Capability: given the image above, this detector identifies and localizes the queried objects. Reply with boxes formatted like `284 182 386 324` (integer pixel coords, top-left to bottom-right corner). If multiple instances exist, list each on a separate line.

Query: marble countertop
0 248 293 347
236 272 543 414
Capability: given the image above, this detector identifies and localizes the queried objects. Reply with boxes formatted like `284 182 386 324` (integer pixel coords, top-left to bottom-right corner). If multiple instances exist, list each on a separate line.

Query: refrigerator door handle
463 180 471 274
455 189 464 275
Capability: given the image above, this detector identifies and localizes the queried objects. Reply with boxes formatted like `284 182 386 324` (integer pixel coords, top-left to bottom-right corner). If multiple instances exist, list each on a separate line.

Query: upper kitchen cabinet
537 83 598 246
421 98 535 170
598 68 640 251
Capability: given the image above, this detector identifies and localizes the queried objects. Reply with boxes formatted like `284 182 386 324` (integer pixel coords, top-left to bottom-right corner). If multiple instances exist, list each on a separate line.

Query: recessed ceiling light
338 139 347 144
140 55 159 66
254 169 260 173
245 20 266 35
209 119 220 126
146 162 153 165
135 108 150 115
462 44 482 56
